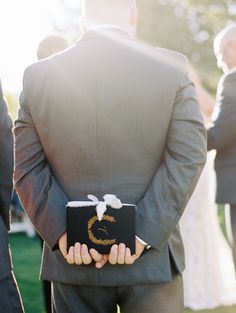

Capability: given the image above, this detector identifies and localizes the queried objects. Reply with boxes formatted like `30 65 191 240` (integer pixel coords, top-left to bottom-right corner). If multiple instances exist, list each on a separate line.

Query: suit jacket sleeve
207 74 236 151
14 74 68 250
136 58 207 251
0 82 13 230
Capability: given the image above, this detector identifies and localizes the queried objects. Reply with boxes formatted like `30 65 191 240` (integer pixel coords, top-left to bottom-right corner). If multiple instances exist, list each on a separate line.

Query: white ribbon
67 194 122 221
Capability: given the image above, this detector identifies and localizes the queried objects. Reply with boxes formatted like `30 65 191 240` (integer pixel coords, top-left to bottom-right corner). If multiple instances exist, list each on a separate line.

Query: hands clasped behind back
58 232 145 269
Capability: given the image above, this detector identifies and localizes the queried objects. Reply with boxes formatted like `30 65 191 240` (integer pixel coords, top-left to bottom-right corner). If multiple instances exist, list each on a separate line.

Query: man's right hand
58 232 68 259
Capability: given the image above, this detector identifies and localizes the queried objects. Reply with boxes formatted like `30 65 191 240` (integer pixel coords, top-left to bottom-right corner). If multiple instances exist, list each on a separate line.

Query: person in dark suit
14 1 207 312
208 24 236 269
0 80 24 313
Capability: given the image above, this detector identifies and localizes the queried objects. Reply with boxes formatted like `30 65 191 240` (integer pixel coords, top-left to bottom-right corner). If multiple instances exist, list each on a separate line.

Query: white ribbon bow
67 194 122 221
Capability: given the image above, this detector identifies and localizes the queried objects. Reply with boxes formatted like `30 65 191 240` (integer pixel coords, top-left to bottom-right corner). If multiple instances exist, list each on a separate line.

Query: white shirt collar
86 24 127 34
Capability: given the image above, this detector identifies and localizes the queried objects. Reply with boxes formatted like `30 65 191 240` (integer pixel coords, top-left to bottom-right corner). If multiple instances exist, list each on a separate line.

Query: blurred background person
180 66 236 310
37 35 68 60
207 25 236 271
37 34 69 313
0 79 24 312
10 35 69 241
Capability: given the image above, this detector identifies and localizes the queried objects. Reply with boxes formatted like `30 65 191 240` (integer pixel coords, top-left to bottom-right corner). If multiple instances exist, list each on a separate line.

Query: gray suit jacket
0 81 13 279
14 29 206 286
207 70 236 204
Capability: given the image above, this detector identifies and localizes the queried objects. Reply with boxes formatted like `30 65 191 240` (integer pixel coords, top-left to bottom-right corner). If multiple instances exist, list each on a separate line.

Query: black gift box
67 204 136 254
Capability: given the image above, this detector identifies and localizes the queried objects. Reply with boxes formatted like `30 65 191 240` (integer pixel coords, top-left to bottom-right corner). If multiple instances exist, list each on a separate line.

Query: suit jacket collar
228 67 236 75
222 67 236 81
76 26 131 44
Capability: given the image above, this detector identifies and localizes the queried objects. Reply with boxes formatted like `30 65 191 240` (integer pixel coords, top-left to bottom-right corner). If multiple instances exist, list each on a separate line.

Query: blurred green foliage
9 234 45 313
57 0 236 94
137 0 236 93
5 93 18 120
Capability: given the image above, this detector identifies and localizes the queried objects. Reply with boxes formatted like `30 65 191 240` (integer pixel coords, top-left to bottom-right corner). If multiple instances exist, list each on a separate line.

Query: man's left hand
92 239 145 268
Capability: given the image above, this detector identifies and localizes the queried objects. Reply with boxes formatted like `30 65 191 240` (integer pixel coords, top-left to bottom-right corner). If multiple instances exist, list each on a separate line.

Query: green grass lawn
9 229 236 313
9 234 46 313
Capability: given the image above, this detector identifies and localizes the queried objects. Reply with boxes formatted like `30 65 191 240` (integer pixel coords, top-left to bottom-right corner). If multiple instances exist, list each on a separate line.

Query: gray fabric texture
0 271 24 313
0 81 13 230
52 272 183 313
0 81 13 279
0 216 12 279
14 29 207 286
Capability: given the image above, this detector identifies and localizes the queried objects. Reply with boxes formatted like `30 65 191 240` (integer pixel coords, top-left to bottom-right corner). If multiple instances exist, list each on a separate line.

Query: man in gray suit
208 24 236 269
14 1 206 312
0 81 24 313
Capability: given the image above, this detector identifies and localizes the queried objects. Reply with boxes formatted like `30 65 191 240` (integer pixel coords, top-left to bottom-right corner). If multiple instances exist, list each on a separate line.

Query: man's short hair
214 24 236 53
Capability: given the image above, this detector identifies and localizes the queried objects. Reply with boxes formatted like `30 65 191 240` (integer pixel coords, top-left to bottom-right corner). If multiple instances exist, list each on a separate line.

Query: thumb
90 249 104 262
59 233 68 259
95 255 108 269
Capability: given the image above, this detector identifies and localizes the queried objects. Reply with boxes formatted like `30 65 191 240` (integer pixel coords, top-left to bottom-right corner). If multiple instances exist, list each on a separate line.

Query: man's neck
86 23 127 33
82 18 136 37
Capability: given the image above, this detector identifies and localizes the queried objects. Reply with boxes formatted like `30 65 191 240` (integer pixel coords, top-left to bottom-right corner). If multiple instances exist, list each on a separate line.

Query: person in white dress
180 69 236 310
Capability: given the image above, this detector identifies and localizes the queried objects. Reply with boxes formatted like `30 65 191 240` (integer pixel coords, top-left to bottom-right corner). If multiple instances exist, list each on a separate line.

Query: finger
59 234 67 259
135 239 145 257
124 247 135 265
81 244 92 265
74 243 82 265
117 243 126 264
95 255 109 269
66 247 75 264
109 244 118 265
89 249 103 262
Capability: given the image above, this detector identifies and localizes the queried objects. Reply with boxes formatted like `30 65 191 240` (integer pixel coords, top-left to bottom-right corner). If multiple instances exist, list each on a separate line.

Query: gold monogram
88 215 117 246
